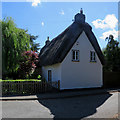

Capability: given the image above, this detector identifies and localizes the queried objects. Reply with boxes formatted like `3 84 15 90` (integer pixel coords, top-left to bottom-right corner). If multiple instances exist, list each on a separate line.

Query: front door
48 70 52 82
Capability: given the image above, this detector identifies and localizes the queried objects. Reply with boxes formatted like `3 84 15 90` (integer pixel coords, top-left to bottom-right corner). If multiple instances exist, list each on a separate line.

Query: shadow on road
38 93 112 119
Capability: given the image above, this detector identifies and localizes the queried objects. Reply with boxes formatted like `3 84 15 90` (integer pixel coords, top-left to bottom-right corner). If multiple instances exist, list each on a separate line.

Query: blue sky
2 2 118 51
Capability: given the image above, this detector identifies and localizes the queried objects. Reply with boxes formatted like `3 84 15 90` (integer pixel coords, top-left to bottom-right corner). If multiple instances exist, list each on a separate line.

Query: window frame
90 51 96 62
72 50 80 62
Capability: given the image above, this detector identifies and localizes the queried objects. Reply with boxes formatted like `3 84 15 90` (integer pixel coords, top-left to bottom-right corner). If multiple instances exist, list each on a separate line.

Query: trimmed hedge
0 79 41 82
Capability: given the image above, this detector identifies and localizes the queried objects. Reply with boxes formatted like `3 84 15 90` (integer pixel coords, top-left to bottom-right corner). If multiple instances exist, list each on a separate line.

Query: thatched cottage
38 9 104 90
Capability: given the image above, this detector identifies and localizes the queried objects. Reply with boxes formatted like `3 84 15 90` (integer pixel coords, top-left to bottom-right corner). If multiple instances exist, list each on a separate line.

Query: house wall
42 63 61 82
60 31 103 89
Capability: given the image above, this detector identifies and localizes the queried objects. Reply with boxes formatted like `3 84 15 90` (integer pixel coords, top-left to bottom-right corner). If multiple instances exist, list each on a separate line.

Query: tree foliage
2 17 40 79
30 35 40 52
103 35 120 72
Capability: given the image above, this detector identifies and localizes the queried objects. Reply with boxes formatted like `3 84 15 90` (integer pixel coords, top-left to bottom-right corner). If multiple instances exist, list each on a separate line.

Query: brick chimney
74 8 85 24
45 36 50 46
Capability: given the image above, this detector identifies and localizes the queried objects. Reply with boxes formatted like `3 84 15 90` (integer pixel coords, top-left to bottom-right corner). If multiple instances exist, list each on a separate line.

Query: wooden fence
2 80 60 95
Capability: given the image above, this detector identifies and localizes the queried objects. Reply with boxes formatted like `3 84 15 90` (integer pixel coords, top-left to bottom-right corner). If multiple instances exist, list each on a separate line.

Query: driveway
2 92 119 119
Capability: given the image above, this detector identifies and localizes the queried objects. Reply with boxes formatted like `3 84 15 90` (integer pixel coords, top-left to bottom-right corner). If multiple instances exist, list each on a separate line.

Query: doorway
48 70 52 82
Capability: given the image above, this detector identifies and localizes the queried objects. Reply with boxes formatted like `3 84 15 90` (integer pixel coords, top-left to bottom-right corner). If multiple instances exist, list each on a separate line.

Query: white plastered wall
60 31 103 89
42 63 61 82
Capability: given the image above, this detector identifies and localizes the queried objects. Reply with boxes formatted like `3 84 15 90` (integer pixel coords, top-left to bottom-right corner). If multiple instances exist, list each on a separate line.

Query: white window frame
90 51 96 62
72 50 80 62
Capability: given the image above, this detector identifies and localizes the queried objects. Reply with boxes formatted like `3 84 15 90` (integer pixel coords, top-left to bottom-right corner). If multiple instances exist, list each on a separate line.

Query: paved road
2 92 119 119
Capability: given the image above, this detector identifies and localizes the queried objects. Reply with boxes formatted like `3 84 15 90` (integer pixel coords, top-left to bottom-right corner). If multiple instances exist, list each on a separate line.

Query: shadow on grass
38 92 112 119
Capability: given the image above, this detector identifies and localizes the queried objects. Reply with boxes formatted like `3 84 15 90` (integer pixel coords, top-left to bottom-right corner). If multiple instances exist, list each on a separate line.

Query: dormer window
90 51 96 62
72 50 79 62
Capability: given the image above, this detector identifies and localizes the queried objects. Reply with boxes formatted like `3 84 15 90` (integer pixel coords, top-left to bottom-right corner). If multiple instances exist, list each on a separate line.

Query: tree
2 17 31 78
103 35 120 72
2 17 40 79
18 51 38 78
30 35 40 53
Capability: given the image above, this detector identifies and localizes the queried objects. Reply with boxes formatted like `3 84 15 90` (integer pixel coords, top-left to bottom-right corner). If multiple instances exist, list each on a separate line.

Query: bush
18 51 38 78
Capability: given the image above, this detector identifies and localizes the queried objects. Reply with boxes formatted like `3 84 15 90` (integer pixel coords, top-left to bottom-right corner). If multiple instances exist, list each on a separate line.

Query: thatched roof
38 11 104 66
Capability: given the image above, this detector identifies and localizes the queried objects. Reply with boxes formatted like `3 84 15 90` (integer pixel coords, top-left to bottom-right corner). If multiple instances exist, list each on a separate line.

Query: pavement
1 87 120 101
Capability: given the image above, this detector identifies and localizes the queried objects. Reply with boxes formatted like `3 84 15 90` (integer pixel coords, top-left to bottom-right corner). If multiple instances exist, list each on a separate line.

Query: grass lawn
0 79 41 82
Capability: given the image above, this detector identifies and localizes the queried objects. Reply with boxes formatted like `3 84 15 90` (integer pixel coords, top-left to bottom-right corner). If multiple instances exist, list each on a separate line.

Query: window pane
90 52 92 61
72 50 79 61
76 51 79 60
72 51 75 60
93 52 96 60
90 51 96 61
90 51 92 61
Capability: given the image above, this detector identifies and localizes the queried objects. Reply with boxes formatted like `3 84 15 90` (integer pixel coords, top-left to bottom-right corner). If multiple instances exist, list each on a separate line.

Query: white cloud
92 14 119 40
100 29 118 40
59 10 65 15
41 22 44 26
92 14 118 29
32 0 41 7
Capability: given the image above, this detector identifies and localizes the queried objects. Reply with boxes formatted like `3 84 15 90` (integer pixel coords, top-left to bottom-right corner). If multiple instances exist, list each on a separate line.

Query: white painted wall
60 31 103 89
42 31 103 90
42 63 61 82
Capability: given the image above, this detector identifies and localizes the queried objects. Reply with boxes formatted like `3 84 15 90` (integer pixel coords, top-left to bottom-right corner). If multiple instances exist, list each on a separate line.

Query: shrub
18 51 38 78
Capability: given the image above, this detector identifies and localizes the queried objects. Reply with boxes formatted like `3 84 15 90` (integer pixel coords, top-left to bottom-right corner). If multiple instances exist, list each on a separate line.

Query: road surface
2 92 119 119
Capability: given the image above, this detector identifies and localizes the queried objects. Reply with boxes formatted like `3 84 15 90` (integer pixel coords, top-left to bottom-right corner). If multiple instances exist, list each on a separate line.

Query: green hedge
0 79 41 82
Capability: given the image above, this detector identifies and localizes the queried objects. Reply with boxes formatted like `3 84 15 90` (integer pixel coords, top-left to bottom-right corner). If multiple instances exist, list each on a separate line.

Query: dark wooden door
48 70 52 82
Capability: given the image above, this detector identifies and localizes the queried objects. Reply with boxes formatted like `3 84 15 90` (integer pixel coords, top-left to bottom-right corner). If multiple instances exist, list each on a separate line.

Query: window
90 51 96 62
48 70 52 82
72 50 79 61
